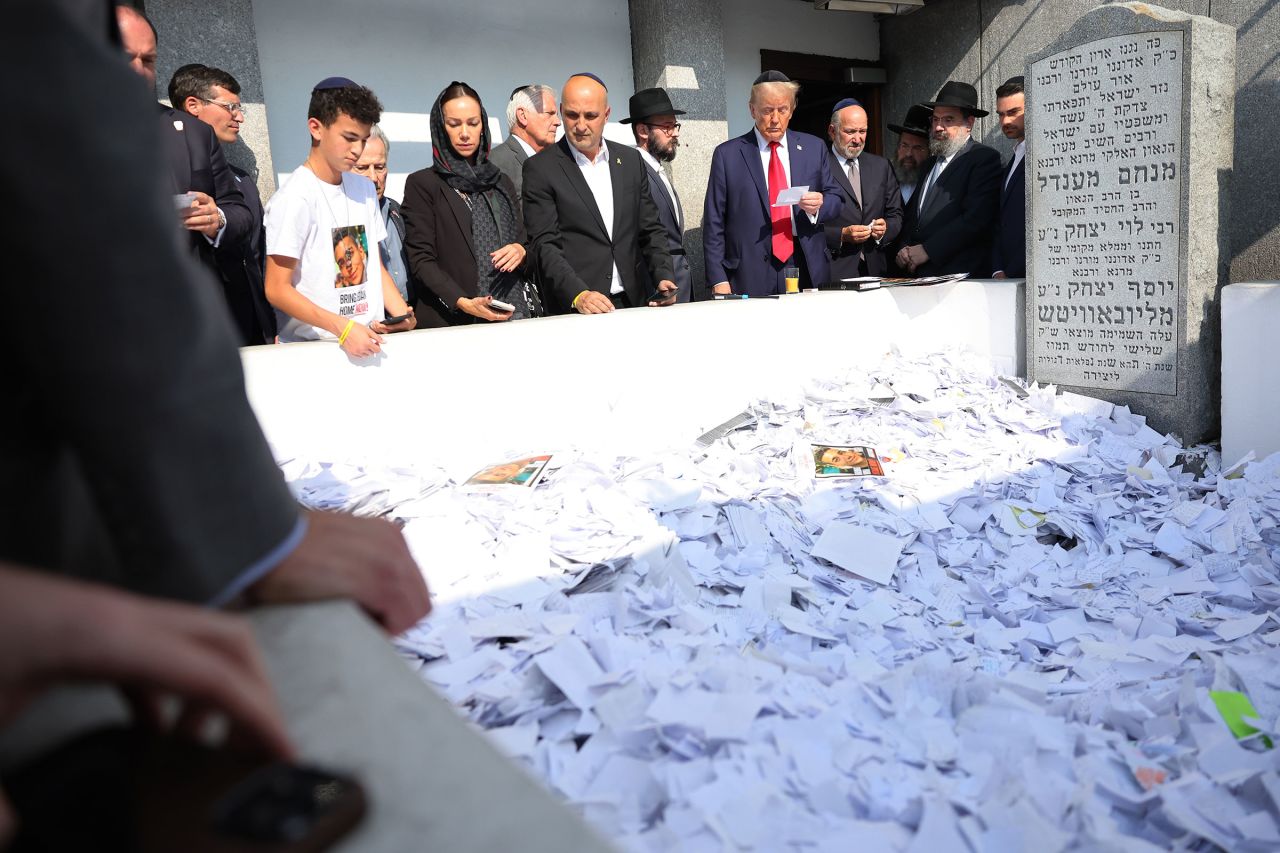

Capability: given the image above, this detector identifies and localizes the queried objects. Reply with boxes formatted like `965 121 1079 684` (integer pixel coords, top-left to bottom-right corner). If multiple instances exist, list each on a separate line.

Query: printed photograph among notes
464 455 553 488
811 444 884 478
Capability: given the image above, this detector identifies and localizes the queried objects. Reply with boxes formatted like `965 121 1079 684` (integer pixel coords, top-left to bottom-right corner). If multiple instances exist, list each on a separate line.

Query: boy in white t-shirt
265 77 415 356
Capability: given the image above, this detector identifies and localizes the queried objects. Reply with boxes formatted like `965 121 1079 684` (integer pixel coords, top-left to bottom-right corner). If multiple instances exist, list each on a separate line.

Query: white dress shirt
1005 140 1025 189
753 128 818 232
915 147 959 212
636 145 681 230
571 141 623 295
513 134 536 159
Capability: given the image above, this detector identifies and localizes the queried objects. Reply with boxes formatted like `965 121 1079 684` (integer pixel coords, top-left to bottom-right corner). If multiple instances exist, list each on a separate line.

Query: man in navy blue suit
824 98 903 280
704 71 842 296
992 76 1026 279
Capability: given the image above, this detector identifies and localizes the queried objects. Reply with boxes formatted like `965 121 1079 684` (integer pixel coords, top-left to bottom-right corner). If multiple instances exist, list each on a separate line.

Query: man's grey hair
369 123 390 155
828 102 866 129
507 84 554 128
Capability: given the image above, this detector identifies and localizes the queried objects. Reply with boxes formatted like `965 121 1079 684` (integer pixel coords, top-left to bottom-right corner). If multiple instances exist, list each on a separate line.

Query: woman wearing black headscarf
402 81 539 327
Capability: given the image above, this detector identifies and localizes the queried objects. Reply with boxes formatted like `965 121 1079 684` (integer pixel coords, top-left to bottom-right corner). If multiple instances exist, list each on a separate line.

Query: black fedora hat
621 87 686 124
923 80 988 117
888 103 932 137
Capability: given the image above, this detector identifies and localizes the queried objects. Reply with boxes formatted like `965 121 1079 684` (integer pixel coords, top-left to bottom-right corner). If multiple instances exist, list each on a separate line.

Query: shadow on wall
878 0 983 150
1229 81 1280 282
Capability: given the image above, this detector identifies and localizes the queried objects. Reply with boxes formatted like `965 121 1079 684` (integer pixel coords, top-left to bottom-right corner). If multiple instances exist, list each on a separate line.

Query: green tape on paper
1210 690 1273 749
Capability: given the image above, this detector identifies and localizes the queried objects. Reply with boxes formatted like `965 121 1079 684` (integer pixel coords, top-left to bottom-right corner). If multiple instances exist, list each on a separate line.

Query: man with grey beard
894 81 1001 278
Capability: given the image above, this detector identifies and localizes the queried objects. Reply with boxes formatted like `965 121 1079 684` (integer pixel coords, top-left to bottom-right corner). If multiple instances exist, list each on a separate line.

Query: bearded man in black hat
889 104 932 207
894 81 1002 278
624 87 694 302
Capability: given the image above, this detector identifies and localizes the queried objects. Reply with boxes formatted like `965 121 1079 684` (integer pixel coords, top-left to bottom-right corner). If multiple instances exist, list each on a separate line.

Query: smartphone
5 726 366 852
383 312 412 325
172 191 198 210
211 762 368 847
488 298 515 313
645 287 677 304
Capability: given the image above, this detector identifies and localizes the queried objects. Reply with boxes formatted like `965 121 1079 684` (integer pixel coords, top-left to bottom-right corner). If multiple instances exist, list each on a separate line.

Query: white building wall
251 0 634 201
721 0 879 138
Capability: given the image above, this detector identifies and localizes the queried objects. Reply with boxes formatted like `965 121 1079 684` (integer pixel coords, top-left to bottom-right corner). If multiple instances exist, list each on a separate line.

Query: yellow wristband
337 319 355 345
571 291 586 310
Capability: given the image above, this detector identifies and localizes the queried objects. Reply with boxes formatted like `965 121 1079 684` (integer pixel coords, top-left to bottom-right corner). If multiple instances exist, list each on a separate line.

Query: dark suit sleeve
991 228 1005 274
205 127 253 250
523 155 591 307
401 172 468 310
4 0 299 603
991 166 1008 273
702 146 730 286
823 155 846 251
635 164 674 289
816 149 843 223
920 147 1002 267
881 163 903 245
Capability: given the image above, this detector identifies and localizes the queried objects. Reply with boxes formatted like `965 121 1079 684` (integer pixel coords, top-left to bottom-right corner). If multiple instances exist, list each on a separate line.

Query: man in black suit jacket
896 81 1002 278
623 87 694 302
824 98 903 279
522 74 675 314
170 63 276 345
11 1 431 626
490 84 560 209
117 7 253 288
992 76 1027 279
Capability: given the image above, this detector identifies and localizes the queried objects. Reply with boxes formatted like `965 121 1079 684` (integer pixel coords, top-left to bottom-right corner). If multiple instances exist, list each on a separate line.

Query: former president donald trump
703 71 842 296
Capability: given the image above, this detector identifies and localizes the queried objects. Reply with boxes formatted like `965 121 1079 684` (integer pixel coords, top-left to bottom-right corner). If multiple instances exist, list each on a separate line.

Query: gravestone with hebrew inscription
1025 3 1234 443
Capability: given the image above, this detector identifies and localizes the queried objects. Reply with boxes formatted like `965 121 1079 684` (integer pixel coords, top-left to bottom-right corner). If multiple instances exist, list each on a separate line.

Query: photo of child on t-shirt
332 224 369 288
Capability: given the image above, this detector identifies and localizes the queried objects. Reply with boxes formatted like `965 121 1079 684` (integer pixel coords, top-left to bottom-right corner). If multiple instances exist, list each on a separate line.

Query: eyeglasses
646 122 681 134
200 97 245 117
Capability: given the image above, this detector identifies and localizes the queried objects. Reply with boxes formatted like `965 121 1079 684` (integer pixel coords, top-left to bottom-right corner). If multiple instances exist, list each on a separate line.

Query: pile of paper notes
283 349 1280 851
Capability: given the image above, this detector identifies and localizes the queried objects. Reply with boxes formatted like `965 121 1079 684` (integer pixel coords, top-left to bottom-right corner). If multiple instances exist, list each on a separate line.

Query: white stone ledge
1222 282 1280 464
241 282 1027 472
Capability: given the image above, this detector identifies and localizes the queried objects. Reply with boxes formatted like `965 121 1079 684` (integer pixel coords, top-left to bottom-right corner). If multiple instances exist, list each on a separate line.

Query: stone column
147 0 277 201
1025 2 1234 443
629 0 729 295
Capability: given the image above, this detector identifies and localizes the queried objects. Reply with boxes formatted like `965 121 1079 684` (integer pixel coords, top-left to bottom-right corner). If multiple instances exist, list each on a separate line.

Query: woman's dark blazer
400 168 528 328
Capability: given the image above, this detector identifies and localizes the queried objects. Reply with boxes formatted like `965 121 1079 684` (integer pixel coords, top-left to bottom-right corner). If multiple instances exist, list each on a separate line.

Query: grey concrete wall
147 0 277 201
630 0 729 295
881 0 1277 284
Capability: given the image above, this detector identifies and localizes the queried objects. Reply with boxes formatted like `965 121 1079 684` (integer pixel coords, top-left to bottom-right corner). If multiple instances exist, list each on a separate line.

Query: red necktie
768 141 793 262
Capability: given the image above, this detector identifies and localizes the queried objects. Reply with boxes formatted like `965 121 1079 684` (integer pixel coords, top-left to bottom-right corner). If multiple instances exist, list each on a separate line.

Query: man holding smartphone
522 74 677 314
